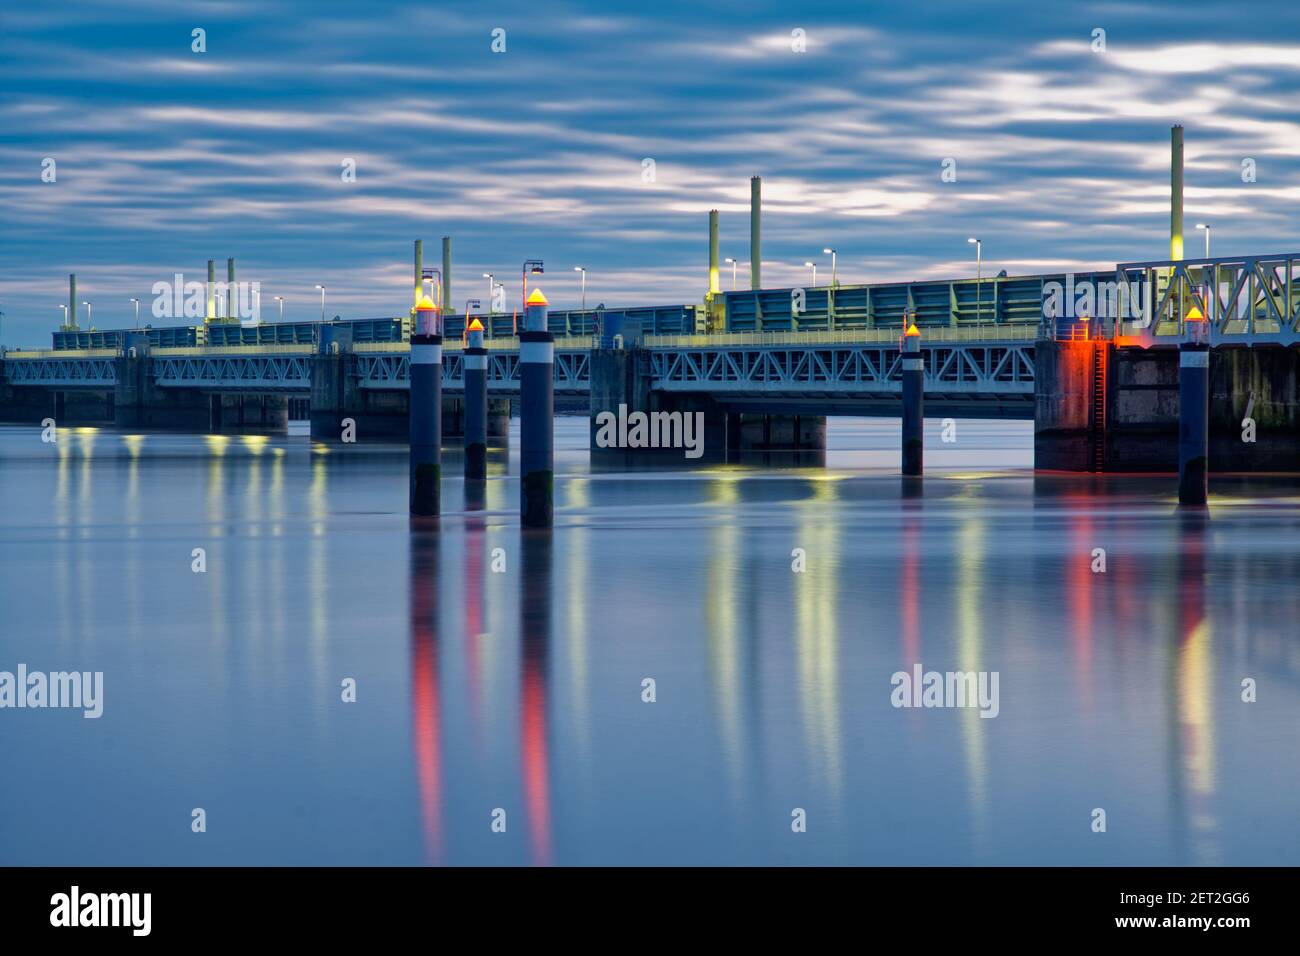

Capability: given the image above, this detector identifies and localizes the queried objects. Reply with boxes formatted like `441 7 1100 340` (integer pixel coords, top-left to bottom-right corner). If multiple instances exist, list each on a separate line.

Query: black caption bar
0 866 1287 942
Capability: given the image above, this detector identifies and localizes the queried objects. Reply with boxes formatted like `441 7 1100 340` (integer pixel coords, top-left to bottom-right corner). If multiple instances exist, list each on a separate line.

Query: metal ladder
1090 344 1107 472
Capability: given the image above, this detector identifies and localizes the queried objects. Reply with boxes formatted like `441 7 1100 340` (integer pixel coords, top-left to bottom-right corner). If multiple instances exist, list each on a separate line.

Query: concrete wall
1211 347 1300 471
0 382 56 424
1037 341 1300 473
1033 340 1097 471
1107 347 1178 471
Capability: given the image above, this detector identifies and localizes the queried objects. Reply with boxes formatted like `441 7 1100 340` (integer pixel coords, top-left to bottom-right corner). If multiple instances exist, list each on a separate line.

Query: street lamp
130 298 140 328
58 304 68 327
1196 222 1211 259
724 257 737 290
573 266 587 313
967 237 982 327
483 273 495 314
274 295 284 321
823 248 837 287
314 284 326 323
804 261 817 287
522 260 544 313
82 301 93 327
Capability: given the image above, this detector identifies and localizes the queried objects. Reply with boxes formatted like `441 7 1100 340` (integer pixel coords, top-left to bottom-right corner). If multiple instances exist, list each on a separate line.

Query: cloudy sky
2 0 1300 344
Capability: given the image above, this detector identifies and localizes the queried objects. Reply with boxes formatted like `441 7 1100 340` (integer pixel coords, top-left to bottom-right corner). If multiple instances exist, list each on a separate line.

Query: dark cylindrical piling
1178 311 1209 505
519 288 554 527
410 295 442 516
901 321 924 476
464 317 488 480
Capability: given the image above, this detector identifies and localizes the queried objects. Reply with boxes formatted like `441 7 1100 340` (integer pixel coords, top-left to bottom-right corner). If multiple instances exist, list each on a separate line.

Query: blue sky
3 0 1300 344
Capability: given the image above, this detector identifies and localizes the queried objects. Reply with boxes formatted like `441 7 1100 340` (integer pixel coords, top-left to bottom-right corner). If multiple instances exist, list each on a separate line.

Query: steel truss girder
2 358 117 387
1114 252 1300 345
649 343 1035 394
355 350 591 393
152 354 312 390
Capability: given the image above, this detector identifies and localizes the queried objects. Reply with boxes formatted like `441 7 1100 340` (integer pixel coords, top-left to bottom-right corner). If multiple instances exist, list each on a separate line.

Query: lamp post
804 261 817 287
1196 222 1211 259
58 304 68 328
274 295 284 321
130 298 140 328
574 266 587 313
967 237 982 327
483 273 495 314
823 248 837 287
521 260 544 315
82 301 92 327
725 257 737 290
314 284 326 322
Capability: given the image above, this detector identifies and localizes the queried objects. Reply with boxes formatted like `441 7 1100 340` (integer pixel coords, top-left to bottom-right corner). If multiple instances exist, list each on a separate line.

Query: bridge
2 249 1298 469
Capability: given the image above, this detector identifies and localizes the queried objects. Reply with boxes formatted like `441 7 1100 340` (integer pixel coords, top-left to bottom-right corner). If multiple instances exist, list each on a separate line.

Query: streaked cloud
1 0 1299 344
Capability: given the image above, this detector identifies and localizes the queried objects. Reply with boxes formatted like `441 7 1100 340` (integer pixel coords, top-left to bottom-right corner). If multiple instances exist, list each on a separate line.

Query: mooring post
901 319 923 476
520 287 554 527
464 317 488 480
1178 306 1209 505
410 294 442 516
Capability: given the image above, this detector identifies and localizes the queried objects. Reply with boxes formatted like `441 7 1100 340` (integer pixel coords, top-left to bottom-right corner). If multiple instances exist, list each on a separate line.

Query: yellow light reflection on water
794 508 843 812
957 514 990 854
566 476 590 511
240 434 269 456
707 521 745 800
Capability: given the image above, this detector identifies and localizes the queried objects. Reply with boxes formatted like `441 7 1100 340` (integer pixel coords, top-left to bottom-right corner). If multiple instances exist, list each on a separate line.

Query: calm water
1 418 1298 866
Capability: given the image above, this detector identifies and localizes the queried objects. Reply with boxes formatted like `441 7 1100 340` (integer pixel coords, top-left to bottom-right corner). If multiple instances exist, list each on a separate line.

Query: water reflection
1172 511 1217 866
2 420 1297 867
409 530 443 864
519 530 553 866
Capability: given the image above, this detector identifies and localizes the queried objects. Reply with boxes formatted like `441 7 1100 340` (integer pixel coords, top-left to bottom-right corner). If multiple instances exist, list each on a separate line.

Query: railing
351 335 595 354
2 347 121 359
151 344 315 357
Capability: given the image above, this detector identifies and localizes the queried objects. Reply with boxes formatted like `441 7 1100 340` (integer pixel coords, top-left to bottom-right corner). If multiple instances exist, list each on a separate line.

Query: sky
3 0 1300 345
